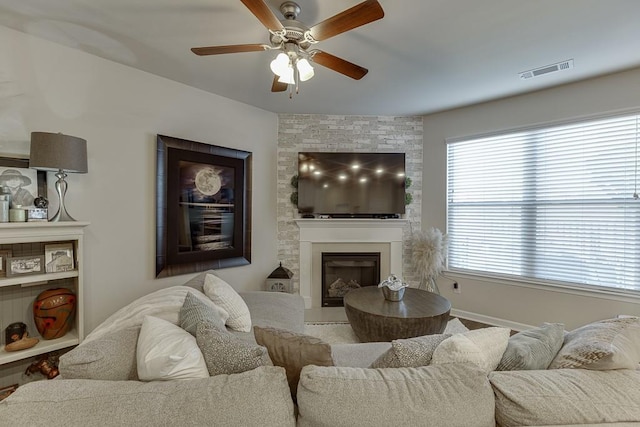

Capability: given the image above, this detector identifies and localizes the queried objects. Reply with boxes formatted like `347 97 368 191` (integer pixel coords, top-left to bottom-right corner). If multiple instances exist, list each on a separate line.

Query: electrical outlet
453 281 461 294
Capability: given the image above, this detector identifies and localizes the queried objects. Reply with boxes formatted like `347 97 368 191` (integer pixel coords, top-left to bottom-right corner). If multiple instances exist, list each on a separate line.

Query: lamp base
49 170 77 222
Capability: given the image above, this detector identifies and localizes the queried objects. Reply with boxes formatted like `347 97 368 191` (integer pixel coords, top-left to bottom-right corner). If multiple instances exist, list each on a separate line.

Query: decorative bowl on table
378 274 408 302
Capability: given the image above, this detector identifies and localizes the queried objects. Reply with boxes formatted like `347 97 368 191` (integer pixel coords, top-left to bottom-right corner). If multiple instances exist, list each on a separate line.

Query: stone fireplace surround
296 219 406 308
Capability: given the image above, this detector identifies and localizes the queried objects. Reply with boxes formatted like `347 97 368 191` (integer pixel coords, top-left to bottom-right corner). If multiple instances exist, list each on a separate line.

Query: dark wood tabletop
343 287 451 342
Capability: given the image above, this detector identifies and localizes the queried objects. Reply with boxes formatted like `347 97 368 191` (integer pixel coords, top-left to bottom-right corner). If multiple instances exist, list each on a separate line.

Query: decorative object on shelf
0 384 18 402
378 273 408 301
44 242 75 273
4 322 39 352
0 156 47 201
29 131 88 222
6 255 44 277
0 168 36 208
27 208 48 222
34 196 48 208
0 194 9 222
25 354 59 379
33 288 77 340
5 322 26 344
0 249 11 277
8 208 27 222
411 227 449 294
266 262 294 293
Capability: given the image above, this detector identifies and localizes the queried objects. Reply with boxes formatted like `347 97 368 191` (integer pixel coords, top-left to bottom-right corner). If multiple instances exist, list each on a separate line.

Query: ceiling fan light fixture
270 52 290 77
277 65 295 84
296 58 314 81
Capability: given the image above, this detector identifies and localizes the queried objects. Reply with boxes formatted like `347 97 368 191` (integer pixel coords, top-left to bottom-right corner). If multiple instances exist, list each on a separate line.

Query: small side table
343 287 451 342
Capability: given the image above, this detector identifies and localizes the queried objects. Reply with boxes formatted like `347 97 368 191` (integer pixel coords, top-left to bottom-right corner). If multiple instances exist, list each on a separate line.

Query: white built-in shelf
0 270 79 289
0 222 88 369
0 331 79 365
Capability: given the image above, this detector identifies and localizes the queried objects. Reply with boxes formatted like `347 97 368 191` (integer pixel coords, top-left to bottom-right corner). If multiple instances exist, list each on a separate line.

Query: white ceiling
1 0 640 116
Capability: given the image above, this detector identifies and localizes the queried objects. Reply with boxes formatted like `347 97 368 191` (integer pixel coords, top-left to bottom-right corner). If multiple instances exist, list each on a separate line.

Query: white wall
423 67 640 330
0 26 279 333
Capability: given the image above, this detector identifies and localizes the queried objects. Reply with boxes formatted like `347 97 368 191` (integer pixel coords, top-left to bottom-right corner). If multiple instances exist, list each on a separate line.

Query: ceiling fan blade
312 51 368 80
309 0 384 42
271 76 288 92
240 0 285 31
191 44 269 56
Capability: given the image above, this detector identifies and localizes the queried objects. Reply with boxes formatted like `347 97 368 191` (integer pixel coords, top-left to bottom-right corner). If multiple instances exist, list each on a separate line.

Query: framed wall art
7 255 45 277
0 249 12 278
0 157 47 205
44 242 75 273
156 135 252 278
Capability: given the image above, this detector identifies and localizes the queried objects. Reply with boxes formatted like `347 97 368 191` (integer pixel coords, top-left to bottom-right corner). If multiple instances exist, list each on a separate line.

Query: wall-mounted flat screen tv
297 152 406 217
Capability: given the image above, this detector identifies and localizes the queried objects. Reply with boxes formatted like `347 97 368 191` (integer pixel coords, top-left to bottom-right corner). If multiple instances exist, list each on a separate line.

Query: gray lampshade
29 132 88 173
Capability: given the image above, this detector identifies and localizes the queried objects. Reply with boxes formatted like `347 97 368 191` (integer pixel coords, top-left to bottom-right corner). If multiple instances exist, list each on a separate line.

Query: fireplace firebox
321 252 381 307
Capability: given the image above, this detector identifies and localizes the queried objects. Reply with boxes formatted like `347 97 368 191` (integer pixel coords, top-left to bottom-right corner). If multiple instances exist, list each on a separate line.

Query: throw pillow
370 333 451 368
496 323 565 371
136 316 209 381
179 291 228 335
59 326 140 380
254 325 334 398
203 273 252 332
548 316 640 370
431 327 511 372
196 322 271 376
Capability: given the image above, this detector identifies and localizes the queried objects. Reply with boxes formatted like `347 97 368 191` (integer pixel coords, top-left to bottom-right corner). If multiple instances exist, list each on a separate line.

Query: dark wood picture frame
156 135 252 278
0 156 47 200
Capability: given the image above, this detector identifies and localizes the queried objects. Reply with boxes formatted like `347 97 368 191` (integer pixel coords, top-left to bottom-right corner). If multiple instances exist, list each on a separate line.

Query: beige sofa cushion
0 366 296 427
254 326 333 398
490 368 640 427
370 333 451 368
549 317 640 370
297 363 495 427
196 322 271 376
431 327 511 372
59 326 140 380
497 322 564 371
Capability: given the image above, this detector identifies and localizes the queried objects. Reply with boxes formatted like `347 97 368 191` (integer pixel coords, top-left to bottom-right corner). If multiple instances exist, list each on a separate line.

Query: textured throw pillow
203 273 252 332
431 327 511 372
179 291 228 335
59 326 140 380
196 322 271 376
497 323 565 371
136 316 209 381
549 317 640 370
254 325 334 398
370 333 451 368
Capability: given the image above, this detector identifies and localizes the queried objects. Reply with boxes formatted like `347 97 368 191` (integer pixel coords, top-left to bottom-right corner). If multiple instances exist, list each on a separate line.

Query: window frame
445 109 640 297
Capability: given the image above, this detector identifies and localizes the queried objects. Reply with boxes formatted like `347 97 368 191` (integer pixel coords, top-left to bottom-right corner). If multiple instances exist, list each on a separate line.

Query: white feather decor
411 227 449 293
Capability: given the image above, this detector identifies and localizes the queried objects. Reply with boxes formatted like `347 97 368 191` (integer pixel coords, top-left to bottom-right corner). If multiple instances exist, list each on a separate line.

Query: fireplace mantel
295 219 407 308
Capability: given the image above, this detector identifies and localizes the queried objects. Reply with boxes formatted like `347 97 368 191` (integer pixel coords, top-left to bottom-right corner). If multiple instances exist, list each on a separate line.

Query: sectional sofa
1 271 639 426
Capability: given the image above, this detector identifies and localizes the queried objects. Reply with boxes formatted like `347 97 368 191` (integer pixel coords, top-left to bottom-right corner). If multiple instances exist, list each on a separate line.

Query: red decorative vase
33 288 76 340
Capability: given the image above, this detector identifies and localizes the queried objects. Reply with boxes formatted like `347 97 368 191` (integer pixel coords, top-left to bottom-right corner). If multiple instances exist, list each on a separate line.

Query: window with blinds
446 113 640 293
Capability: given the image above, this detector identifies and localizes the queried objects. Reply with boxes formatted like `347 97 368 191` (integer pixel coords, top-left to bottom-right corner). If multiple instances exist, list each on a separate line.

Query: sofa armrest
239 291 305 333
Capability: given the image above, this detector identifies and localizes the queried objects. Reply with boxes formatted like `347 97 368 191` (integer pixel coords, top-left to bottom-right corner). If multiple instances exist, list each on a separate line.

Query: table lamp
29 132 88 222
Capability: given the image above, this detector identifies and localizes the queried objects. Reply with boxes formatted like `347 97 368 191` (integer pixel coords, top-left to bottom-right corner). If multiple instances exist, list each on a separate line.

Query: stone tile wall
277 114 423 291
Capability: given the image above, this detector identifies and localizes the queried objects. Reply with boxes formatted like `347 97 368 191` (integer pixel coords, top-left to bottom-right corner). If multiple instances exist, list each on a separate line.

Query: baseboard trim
450 309 534 332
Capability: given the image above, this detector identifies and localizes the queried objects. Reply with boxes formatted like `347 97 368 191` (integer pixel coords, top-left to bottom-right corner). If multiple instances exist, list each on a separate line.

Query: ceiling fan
191 0 384 96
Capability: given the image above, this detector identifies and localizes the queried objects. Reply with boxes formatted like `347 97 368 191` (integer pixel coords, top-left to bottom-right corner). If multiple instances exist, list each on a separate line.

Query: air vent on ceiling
519 59 574 80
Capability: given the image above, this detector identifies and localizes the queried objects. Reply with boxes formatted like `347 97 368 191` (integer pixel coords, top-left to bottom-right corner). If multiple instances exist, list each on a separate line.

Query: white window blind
447 113 640 293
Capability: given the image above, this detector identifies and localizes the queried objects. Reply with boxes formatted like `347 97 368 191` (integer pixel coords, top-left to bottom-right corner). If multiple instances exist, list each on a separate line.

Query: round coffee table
343 287 451 342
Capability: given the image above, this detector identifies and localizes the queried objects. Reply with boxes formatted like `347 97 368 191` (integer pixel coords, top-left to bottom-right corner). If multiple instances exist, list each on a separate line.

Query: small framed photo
7 255 45 277
0 249 12 278
44 243 75 273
